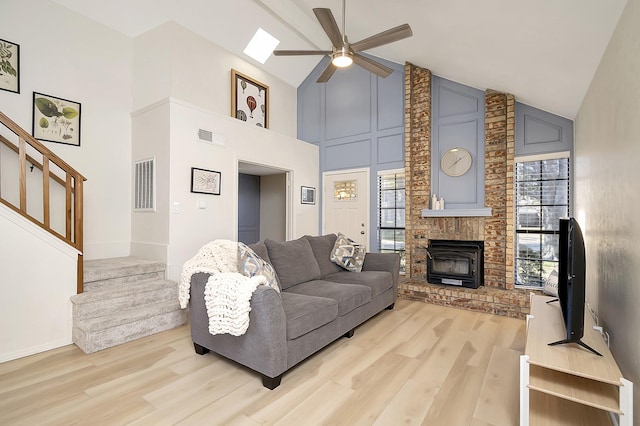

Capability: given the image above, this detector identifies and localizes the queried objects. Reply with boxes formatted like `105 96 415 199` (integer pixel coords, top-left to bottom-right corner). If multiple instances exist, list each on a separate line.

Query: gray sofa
188 233 400 389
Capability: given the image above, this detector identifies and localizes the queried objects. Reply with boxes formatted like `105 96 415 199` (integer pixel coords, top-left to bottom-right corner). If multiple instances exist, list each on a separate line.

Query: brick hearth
401 62 532 319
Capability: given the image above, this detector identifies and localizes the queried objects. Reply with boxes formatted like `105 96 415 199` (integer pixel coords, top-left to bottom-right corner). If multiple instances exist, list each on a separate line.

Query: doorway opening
238 161 291 244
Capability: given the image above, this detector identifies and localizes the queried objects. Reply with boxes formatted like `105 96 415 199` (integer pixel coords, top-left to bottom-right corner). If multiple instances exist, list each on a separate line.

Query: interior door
323 169 369 248
238 173 261 244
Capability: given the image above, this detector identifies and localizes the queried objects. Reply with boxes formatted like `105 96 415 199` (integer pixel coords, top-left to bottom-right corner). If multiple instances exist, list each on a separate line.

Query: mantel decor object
32 92 81 146
190 167 221 195
231 69 269 129
0 37 20 93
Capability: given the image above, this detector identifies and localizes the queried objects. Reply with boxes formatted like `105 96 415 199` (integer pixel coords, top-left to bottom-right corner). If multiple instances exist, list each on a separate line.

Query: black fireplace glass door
432 254 471 276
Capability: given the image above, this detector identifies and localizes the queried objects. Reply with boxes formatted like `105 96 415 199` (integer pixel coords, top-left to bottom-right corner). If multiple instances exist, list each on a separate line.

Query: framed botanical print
0 38 20 93
32 92 81 146
231 69 269 129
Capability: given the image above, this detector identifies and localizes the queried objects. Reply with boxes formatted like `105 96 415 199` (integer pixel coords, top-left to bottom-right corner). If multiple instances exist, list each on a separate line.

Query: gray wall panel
431 76 485 209
377 70 404 131
325 68 372 140
297 53 405 241
325 139 372 170
516 102 573 156
377 133 404 165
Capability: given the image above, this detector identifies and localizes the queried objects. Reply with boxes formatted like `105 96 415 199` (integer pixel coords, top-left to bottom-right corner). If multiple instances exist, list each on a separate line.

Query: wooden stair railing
0 111 86 293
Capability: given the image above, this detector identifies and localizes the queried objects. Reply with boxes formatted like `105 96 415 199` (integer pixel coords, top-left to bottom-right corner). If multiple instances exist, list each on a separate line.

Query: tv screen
549 218 601 356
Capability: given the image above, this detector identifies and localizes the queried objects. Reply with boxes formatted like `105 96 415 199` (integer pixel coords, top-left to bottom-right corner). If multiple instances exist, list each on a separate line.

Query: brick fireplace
400 62 531 318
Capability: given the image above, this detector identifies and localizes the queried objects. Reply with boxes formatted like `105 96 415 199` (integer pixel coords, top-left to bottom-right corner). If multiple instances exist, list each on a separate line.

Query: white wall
0 0 133 260
131 99 319 280
0 204 77 362
166 100 318 280
132 22 297 138
574 0 640 415
130 21 314 280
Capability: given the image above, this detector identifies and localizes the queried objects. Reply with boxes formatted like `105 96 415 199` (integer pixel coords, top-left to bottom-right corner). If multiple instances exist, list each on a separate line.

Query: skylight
243 28 280 64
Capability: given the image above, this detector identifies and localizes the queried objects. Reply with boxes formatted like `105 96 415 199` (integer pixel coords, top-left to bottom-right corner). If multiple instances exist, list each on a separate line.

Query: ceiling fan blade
350 23 413 52
316 62 337 83
313 8 344 48
353 53 393 78
273 50 332 56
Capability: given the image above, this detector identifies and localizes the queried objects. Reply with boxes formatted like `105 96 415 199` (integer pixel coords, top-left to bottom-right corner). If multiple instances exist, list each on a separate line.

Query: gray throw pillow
265 237 321 290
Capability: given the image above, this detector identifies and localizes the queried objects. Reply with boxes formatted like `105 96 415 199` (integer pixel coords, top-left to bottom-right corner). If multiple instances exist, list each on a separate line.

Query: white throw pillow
543 270 558 297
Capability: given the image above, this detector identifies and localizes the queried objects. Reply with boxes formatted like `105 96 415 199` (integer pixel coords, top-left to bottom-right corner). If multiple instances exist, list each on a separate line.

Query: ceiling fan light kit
273 0 412 82
332 48 353 67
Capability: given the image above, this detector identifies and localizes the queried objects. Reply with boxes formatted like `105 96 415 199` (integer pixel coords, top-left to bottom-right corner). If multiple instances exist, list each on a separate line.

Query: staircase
71 257 187 354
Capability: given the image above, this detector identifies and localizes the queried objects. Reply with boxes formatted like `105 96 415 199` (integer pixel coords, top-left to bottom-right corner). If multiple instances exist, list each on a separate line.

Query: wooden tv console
520 294 633 425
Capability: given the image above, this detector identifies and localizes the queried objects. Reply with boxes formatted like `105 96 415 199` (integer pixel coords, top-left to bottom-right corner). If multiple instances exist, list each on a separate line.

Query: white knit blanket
179 239 265 336
205 272 267 336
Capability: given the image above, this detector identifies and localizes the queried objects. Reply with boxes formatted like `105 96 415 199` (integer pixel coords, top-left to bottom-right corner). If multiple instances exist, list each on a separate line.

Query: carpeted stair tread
83 271 166 292
84 256 166 283
71 279 179 320
74 300 183 333
71 279 177 304
72 307 187 354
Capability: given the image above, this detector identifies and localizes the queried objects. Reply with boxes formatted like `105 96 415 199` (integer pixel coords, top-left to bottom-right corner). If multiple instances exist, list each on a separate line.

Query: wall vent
198 128 213 143
198 128 225 146
134 157 156 211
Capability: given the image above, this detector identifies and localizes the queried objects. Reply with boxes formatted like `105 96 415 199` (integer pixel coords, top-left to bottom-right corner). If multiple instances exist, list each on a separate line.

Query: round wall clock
441 147 473 177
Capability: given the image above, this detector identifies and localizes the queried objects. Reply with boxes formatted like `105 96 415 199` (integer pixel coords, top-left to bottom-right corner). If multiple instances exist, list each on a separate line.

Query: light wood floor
0 299 526 425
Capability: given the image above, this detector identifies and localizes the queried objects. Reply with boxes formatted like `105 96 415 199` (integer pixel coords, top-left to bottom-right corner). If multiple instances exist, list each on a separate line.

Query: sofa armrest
189 272 288 378
362 252 401 294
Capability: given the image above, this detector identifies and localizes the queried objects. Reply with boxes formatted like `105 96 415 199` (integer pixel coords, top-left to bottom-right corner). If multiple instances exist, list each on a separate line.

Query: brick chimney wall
401 62 529 318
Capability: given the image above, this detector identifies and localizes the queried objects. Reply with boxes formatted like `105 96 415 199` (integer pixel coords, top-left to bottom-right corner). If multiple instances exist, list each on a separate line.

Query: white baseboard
0 337 73 364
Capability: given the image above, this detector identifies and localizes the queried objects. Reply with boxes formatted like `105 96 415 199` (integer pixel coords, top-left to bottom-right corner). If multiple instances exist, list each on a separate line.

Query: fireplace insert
426 240 484 289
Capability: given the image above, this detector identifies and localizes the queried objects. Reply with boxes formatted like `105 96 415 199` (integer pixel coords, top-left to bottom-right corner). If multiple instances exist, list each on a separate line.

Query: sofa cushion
323 270 393 298
248 241 270 264
285 280 371 316
304 234 343 277
280 292 338 340
265 237 321 290
238 242 280 293
330 233 366 272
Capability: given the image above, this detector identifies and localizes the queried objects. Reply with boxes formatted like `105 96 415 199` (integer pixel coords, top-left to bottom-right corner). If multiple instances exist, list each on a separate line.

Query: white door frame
236 158 293 242
322 167 371 250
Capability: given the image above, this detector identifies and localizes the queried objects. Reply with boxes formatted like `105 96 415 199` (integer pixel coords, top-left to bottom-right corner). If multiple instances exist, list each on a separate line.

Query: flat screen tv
548 217 602 356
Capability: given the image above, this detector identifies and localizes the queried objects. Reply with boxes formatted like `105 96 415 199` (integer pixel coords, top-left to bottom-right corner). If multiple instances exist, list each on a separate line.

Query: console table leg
619 377 633 426
520 355 530 426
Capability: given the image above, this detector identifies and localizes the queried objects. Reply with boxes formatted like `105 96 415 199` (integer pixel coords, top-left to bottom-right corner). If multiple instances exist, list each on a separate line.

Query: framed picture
0 38 19 93
191 167 221 195
231 69 269 129
301 186 316 205
32 92 81 146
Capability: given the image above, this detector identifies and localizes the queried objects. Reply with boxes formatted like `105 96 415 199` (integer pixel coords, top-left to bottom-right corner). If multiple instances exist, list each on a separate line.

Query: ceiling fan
273 0 412 82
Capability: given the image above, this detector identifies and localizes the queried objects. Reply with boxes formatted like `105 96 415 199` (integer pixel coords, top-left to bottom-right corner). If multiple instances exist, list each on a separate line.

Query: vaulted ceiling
53 0 627 119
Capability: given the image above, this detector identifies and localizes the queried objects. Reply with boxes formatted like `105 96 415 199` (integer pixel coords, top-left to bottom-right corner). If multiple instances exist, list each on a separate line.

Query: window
378 170 405 273
515 154 570 287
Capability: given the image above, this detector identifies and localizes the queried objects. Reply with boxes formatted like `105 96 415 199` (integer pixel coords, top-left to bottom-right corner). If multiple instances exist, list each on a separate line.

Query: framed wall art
32 92 81 146
301 186 316 205
191 167 221 195
0 38 20 93
231 69 269 129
